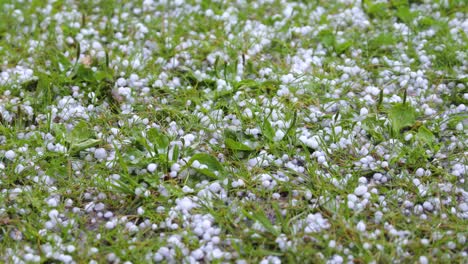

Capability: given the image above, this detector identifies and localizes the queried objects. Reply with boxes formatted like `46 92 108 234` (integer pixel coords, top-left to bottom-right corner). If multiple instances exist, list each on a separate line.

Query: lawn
0 0 467 263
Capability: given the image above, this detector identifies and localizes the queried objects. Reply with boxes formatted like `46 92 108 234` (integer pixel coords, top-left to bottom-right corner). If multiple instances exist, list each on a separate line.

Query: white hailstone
65 199 73 207
47 197 59 207
15 164 25 173
192 160 201 169
359 107 368 116
5 150 16 160
211 248 223 259
458 203 468 212
209 182 222 193
307 138 319 149
373 173 383 181
447 241 456 249
354 185 368 196
359 157 368 164
420 238 429 246
84 202 95 212
60 255 73 263
171 163 181 172
66 245 76 253
237 179 245 187
191 249 204 260
363 242 371 250
334 126 342 134
137 207 145 215
243 108 253 118
48 209 59 220
424 107 434 116
94 148 107 160
23 253 35 262
182 186 194 193
356 221 366 232
153 253 163 262
212 236 221 244
419 256 429 264
404 133 413 141
177 197 195 211
414 205 424 215
202 219 212 229
147 163 157 173
457 234 466 244
107 253 117 263
135 186 146 196
274 130 285 141
303 213 330 233
105 221 115 229
45 221 55 229
329 255 343 264
415 168 425 177
375 211 383 223
94 203 105 211
104 211 113 218
358 177 367 184
423 201 434 211
317 156 326 164
455 123 463 131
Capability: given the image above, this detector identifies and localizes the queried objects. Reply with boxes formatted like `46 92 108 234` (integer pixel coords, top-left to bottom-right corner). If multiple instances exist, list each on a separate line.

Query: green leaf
241 208 279 236
318 29 336 48
262 119 275 141
390 0 409 8
70 139 101 154
67 121 100 154
94 70 112 81
396 6 413 24
284 110 297 137
69 121 94 143
125 147 145 165
74 64 96 82
388 103 417 134
416 126 435 145
147 128 170 154
234 79 258 89
365 2 390 19
52 123 67 143
57 53 72 69
190 153 223 170
419 16 435 28
172 144 180 161
369 34 396 50
113 142 128 173
447 114 468 129
112 173 139 194
225 138 253 151
361 116 385 143
335 40 352 54
188 153 224 179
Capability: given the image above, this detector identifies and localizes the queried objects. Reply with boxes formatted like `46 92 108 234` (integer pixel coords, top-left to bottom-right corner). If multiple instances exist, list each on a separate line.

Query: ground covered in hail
0 0 467 263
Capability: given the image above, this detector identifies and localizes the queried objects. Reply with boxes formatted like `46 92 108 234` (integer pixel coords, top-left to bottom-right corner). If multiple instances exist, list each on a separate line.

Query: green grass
0 0 467 263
